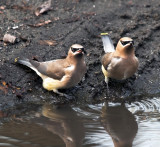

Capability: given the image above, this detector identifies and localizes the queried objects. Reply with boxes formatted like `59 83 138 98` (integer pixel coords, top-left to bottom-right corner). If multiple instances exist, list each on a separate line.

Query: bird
17 44 87 96
101 33 139 84
100 103 138 147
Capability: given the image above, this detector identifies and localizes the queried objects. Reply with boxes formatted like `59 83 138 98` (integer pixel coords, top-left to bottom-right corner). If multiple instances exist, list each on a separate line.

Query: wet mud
0 0 160 109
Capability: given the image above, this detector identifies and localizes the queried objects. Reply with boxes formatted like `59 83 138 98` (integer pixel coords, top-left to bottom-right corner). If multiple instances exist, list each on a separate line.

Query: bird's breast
107 57 138 80
63 63 86 87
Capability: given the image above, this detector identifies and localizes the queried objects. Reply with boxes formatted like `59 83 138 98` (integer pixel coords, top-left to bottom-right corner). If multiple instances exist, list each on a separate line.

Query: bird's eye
71 47 85 53
121 41 134 46
71 47 79 52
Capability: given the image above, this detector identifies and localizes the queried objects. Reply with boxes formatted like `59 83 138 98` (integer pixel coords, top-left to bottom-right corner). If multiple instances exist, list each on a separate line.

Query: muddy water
0 98 160 147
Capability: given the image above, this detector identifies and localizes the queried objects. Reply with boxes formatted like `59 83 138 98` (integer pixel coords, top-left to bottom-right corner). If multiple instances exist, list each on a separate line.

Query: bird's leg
105 76 109 94
105 76 108 84
102 65 110 93
53 89 66 96
53 89 72 99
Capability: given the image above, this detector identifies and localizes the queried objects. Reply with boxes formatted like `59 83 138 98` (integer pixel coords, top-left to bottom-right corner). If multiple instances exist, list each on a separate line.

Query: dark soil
0 0 160 110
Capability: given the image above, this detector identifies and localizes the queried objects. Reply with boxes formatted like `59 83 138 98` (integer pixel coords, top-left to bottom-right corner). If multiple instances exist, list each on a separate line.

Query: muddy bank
0 0 160 109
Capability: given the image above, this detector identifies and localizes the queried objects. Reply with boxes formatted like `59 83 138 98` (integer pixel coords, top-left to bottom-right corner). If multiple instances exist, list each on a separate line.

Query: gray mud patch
0 0 160 109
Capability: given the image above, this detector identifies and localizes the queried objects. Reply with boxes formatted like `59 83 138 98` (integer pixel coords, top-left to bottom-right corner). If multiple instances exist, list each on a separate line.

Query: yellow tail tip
100 32 109 36
14 57 19 63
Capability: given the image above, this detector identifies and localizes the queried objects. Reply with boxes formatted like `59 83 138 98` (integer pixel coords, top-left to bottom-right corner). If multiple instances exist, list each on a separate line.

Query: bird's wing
101 52 113 70
101 33 115 53
30 59 68 80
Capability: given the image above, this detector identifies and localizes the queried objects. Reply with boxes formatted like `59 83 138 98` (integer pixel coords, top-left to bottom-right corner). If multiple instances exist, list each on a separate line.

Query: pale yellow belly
42 77 64 91
33 68 69 91
102 65 108 77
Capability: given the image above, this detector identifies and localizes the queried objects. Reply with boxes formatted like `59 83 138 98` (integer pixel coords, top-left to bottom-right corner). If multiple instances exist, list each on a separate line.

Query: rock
3 34 16 44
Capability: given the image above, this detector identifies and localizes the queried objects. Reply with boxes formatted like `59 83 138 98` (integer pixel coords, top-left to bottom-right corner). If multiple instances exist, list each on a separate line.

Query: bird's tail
17 58 38 73
17 58 43 78
17 59 33 68
101 33 115 53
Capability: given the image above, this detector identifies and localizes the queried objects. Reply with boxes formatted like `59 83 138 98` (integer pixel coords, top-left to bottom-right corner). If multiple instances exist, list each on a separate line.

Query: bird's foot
53 89 65 96
53 89 73 99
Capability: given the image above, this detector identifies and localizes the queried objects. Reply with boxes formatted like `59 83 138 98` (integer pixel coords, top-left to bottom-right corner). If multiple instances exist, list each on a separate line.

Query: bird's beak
78 48 86 54
77 49 83 53
130 41 134 46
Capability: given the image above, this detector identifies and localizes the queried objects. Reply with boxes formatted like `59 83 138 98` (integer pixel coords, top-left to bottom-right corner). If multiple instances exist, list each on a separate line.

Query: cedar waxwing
100 103 138 147
41 104 85 147
18 44 87 96
101 33 139 84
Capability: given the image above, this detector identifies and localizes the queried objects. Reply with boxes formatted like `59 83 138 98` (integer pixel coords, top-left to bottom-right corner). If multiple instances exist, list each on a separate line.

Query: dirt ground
0 0 160 109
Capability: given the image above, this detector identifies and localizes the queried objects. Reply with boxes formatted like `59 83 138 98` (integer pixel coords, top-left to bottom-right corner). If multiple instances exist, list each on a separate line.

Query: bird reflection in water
100 103 138 147
38 103 85 147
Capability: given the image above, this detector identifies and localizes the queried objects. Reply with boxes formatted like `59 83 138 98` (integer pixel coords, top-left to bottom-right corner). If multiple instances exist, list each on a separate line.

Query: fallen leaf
28 20 52 27
35 0 52 16
39 40 57 46
3 34 16 44
2 81 6 86
0 111 6 118
11 5 32 11
0 85 7 94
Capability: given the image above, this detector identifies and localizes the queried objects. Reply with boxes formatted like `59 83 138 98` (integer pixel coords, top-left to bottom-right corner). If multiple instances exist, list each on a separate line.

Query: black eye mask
71 47 85 53
121 41 134 46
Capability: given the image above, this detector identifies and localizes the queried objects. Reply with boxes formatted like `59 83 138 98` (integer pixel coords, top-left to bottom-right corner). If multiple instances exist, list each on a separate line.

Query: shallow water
0 97 160 147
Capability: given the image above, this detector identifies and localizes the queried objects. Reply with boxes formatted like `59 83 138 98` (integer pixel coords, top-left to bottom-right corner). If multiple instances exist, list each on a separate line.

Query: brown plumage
18 44 86 96
101 34 139 83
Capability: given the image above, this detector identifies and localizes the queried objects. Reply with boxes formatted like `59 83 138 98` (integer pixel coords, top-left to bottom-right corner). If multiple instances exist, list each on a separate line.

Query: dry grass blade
28 20 52 27
0 81 8 94
39 40 57 46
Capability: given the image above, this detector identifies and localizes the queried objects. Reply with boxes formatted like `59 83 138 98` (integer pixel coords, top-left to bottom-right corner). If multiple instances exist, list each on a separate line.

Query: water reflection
37 103 85 147
100 103 138 147
0 120 65 147
0 97 160 147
